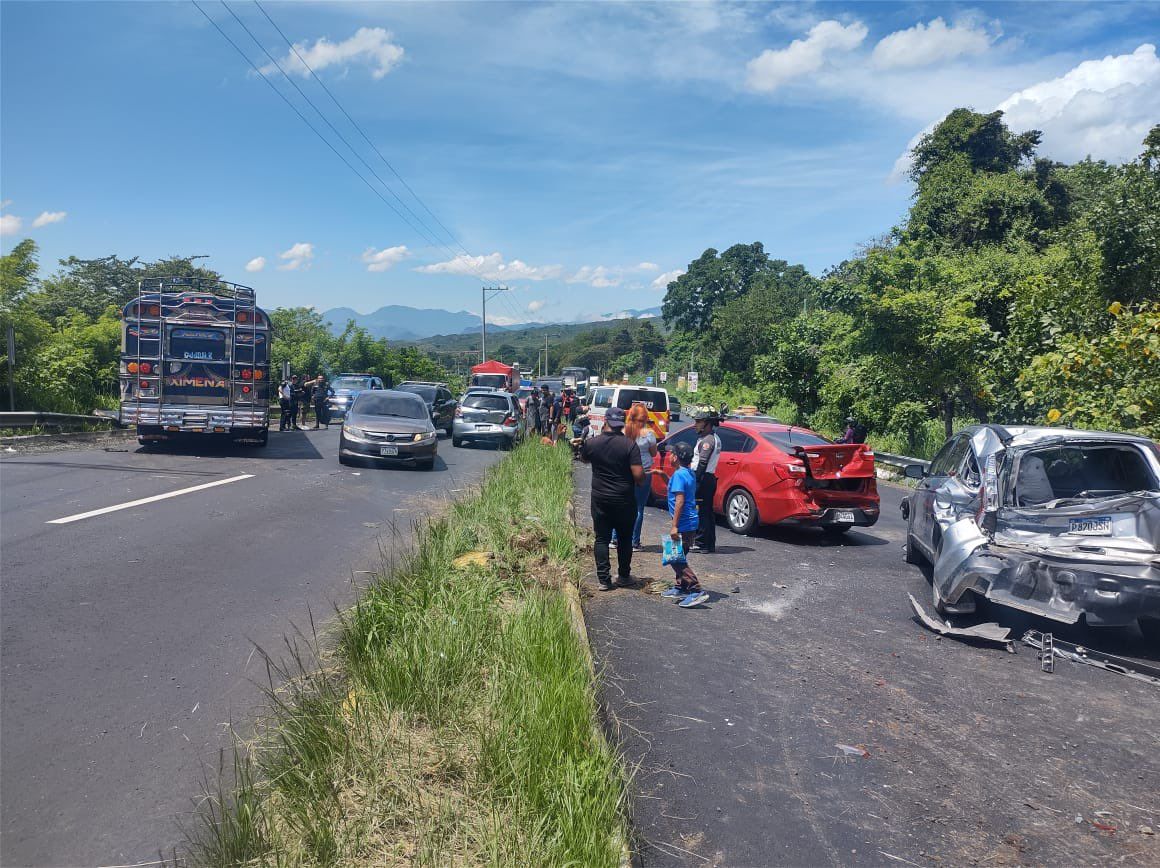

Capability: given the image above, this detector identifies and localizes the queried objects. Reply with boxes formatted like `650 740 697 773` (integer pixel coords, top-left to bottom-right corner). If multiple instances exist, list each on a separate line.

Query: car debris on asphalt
907 592 1016 651
1021 629 1160 688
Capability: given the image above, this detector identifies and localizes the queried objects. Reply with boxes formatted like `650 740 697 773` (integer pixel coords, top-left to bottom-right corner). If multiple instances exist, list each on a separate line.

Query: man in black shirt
580 406 644 591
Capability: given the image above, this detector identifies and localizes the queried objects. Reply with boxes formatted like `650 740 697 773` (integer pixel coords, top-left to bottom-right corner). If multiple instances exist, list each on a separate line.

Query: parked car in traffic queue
452 390 523 449
339 390 438 470
395 381 458 435
326 372 386 420
901 424 1160 639
651 420 879 534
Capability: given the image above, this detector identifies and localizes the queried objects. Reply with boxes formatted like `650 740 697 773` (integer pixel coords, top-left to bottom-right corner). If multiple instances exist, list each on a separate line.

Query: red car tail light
787 463 807 475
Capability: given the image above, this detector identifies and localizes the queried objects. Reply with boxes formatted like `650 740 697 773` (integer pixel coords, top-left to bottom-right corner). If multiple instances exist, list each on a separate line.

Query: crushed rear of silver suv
452 391 521 449
902 425 1160 642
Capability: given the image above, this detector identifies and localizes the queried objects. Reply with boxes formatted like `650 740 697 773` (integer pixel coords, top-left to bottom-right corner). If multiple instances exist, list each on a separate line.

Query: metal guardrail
873 450 930 473
0 411 117 430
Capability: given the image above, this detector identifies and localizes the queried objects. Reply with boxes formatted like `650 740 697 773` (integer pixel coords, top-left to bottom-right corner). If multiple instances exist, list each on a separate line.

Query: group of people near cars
578 404 723 608
525 385 581 442
277 374 333 431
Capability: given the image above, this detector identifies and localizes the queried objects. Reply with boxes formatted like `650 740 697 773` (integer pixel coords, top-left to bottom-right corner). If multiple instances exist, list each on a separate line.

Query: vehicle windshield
472 374 508 389
463 395 511 411
761 430 832 453
616 389 667 412
397 384 436 401
331 376 372 390
351 393 428 419
168 326 228 361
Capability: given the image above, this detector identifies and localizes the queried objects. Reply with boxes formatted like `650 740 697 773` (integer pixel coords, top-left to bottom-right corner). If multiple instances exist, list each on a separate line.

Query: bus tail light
241 368 253 380
241 385 252 394
127 362 139 374
140 362 152 374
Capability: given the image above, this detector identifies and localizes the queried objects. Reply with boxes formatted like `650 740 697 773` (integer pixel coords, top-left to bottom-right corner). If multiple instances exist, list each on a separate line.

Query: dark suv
395 382 458 435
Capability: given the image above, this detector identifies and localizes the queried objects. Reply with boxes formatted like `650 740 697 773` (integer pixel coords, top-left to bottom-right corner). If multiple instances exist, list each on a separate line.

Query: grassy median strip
188 441 625 867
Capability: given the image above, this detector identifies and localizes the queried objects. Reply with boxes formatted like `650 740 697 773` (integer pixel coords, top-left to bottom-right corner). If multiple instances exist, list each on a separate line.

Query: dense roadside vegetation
187 441 625 866
547 111 1159 453
0 250 456 414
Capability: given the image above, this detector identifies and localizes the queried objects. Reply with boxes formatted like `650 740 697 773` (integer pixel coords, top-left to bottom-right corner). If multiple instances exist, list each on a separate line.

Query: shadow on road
749 524 892 547
136 430 326 460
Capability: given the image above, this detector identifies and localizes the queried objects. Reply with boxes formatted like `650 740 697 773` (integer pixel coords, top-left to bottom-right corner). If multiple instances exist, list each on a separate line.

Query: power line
218 0 451 254
252 0 463 253
191 0 444 252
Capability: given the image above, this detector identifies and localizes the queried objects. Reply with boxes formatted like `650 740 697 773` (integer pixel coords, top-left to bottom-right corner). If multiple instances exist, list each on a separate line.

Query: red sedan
650 420 880 534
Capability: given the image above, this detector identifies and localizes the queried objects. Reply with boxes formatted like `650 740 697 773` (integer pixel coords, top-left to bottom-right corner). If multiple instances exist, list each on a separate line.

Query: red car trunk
795 443 875 480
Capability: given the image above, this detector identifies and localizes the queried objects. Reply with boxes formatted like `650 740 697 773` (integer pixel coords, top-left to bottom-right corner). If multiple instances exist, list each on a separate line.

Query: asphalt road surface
1 427 504 867
578 464 1160 867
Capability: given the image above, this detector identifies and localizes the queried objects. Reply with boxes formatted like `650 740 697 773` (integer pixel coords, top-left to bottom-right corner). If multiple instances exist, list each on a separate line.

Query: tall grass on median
185 441 625 867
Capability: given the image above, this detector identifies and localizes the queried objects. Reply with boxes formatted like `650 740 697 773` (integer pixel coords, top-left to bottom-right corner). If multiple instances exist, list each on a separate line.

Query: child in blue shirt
662 442 709 608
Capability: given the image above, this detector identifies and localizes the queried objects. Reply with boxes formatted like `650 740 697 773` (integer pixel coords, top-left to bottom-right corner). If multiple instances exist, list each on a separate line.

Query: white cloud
567 265 622 288
278 242 315 271
635 261 660 271
872 18 995 70
361 244 409 272
745 20 867 92
997 43 1160 163
415 252 563 281
651 269 685 289
527 299 545 313
0 214 22 236
31 210 67 228
259 27 404 80
0 199 12 209
892 43 1160 177
245 256 266 273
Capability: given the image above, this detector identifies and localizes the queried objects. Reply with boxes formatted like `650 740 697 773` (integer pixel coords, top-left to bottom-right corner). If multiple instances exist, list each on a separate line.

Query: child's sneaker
660 586 684 599
678 591 709 608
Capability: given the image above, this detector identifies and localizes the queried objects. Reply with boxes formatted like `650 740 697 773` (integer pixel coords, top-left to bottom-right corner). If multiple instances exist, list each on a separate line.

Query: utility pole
480 285 509 362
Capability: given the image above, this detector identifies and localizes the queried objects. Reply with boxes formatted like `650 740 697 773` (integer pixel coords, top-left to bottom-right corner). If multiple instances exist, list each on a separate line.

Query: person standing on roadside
278 377 294 431
537 385 553 437
661 442 709 608
691 408 722 553
580 406 644 591
550 389 567 443
526 389 541 438
311 374 332 429
287 374 303 430
625 403 658 551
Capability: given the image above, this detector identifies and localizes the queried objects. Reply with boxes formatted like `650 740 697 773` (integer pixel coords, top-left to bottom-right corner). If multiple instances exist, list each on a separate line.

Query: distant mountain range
321 304 662 342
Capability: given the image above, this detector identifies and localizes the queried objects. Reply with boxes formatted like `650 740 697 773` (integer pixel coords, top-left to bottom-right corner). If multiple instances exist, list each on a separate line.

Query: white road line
47 474 254 525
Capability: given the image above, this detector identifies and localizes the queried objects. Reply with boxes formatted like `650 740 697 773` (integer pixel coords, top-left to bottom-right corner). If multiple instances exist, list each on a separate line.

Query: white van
587 384 670 438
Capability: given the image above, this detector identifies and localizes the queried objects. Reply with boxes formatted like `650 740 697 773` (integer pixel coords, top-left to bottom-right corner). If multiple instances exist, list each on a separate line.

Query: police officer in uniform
691 408 722 553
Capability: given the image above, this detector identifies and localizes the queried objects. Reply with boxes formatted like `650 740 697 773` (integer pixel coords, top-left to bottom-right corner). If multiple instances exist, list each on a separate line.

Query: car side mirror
904 464 927 480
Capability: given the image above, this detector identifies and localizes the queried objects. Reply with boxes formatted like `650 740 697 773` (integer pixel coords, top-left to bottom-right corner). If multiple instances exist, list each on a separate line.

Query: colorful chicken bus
120 277 271 448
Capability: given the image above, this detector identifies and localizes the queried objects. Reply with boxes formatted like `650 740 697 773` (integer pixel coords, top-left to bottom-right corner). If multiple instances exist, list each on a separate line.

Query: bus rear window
169 327 228 361
617 389 667 412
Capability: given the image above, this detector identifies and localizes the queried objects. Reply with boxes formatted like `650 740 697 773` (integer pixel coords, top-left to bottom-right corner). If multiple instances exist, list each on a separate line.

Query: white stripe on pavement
47 474 255 525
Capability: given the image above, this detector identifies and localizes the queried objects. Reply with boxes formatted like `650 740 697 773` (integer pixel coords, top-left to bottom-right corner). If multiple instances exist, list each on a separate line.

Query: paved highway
0 428 505 867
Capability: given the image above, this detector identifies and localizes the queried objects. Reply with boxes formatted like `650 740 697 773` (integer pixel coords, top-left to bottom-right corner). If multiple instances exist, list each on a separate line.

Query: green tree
662 242 778 333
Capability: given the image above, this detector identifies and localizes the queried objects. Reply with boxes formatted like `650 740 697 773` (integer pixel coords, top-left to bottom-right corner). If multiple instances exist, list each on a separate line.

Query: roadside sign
281 360 290 380
659 371 667 383
645 376 654 385
688 371 699 393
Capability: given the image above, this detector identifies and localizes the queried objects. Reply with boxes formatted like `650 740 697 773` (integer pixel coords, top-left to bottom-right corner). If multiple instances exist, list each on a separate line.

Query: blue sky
2 2 1157 324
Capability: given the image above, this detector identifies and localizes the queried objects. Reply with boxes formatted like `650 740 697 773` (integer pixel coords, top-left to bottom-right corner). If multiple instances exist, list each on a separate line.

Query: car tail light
862 449 874 459
140 362 152 374
242 385 252 394
787 463 807 475
139 380 149 390
127 362 139 374
253 370 264 379
237 312 249 323
504 415 516 425
241 368 253 380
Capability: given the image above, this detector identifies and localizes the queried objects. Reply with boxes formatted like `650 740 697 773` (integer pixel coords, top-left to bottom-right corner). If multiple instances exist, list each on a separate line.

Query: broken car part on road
904 425 1160 639
907 593 1016 651
1021 629 1160 689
